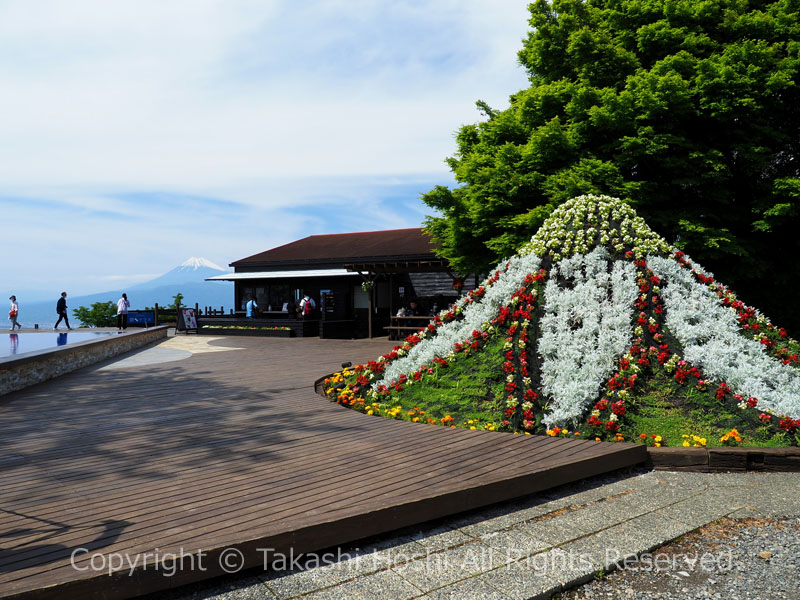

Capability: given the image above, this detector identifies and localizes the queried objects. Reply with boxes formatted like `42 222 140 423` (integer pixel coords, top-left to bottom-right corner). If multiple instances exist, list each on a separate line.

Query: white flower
376 251 542 386
538 247 637 428
649 255 800 418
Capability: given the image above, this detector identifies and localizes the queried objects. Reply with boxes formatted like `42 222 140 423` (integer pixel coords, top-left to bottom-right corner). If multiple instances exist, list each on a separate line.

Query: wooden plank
0 336 645 600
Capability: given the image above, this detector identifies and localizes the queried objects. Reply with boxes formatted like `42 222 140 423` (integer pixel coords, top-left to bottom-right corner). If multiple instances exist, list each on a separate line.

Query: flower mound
324 195 800 446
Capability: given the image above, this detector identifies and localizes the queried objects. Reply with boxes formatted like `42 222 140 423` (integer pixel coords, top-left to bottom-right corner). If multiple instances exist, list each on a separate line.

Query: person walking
8 295 21 330
54 292 72 329
117 293 130 330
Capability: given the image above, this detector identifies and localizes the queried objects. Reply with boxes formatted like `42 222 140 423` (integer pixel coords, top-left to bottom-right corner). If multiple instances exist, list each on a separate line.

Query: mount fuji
128 257 228 290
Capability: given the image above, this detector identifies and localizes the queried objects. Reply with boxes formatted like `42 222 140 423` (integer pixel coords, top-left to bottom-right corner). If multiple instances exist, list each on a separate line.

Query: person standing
8 295 21 330
245 296 258 319
299 292 315 319
54 292 72 329
117 293 130 330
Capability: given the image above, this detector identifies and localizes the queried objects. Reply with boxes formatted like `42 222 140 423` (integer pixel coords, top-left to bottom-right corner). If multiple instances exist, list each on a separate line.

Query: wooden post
356 269 376 338
389 273 393 318
154 303 159 326
368 288 373 339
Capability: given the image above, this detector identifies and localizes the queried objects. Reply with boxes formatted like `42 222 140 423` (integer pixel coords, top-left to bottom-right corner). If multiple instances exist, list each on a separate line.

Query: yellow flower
682 441 690 447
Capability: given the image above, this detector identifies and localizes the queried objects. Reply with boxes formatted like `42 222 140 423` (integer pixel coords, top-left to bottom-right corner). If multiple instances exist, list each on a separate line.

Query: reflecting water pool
1 332 116 359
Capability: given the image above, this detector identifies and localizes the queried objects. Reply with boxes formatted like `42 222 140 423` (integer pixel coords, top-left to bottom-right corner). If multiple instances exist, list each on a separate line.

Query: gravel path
559 517 800 599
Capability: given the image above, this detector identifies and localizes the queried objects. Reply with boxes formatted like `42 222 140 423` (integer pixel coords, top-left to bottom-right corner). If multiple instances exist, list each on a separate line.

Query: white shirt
117 297 130 314
10 301 18 314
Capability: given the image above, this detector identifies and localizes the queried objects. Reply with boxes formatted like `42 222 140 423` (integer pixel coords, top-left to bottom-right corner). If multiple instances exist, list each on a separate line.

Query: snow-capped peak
180 257 225 271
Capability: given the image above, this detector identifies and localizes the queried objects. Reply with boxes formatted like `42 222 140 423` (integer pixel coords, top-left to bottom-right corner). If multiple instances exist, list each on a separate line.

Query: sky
0 0 532 300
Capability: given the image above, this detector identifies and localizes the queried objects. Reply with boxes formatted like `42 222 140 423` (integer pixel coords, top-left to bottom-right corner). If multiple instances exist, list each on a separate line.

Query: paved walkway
142 468 800 600
98 335 244 369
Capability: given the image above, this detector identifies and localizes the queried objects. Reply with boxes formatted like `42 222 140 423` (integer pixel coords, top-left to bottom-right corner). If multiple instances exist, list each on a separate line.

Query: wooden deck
0 336 647 600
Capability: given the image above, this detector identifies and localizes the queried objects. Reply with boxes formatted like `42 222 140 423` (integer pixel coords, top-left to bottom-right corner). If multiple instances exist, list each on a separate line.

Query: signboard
321 290 335 313
177 308 198 331
127 311 155 326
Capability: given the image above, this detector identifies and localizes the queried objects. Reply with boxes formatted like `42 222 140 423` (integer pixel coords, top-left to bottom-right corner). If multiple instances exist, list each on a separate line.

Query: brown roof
231 228 440 267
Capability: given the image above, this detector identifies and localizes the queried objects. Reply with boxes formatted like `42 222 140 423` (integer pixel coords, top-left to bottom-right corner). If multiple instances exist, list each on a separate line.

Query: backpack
303 298 313 316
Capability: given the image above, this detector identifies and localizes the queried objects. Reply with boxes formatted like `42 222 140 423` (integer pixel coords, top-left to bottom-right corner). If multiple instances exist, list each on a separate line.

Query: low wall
0 326 170 396
198 317 319 337
647 446 800 472
198 327 293 337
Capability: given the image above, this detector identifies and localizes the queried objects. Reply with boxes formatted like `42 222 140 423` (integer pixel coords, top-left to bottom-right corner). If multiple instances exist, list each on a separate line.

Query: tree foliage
423 0 800 331
72 301 116 327
171 292 185 311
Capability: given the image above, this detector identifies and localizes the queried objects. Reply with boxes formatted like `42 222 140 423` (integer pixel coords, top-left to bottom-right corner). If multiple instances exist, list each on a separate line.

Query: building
206 228 474 338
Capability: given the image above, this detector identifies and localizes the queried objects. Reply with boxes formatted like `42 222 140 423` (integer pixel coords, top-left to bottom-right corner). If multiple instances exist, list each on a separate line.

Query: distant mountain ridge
128 257 228 290
16 258 234 327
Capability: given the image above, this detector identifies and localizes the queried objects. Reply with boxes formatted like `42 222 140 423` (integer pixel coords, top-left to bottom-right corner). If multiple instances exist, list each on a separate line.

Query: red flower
779 417 798 434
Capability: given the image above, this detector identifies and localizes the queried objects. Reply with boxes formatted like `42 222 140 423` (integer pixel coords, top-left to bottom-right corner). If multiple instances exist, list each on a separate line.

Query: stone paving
143 468 800 600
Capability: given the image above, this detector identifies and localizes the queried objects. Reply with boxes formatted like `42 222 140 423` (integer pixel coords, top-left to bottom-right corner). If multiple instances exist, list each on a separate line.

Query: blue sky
0 0 532 298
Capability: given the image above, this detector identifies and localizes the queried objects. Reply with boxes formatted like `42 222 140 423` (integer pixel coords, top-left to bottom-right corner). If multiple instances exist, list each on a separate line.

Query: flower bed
199 325 293 337
321 195 800 447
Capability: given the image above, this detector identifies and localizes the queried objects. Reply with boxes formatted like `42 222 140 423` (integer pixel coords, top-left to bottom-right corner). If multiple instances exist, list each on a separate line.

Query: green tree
171 292 185 311
423 0 800 331
72 301 117 327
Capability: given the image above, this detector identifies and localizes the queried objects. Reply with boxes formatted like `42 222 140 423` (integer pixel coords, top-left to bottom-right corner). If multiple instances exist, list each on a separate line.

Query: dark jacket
56 297 67 314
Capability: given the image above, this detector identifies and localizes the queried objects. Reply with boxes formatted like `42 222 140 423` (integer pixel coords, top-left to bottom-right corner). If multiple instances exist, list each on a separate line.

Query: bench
385 325 425 340
385 315 434 340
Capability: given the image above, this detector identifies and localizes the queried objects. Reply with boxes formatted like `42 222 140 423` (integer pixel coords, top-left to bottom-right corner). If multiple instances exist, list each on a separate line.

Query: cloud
0 1 532 293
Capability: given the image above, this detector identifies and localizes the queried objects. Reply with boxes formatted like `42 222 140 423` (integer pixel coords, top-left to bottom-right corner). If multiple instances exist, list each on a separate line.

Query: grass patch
624 369 791 447
385 332 508 427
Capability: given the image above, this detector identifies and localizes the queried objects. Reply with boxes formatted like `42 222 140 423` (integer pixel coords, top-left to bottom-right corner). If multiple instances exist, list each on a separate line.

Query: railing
147 304 234 325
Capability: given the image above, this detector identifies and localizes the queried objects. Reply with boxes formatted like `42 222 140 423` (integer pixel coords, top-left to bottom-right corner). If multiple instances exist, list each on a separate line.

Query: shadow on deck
0 336 646 599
